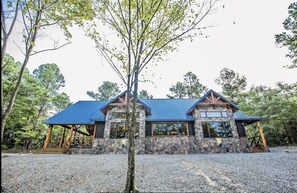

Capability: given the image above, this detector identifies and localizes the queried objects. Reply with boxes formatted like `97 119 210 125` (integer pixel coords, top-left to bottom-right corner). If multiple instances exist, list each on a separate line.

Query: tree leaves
87 81 121 100
275 2 297 69
167 71 207 99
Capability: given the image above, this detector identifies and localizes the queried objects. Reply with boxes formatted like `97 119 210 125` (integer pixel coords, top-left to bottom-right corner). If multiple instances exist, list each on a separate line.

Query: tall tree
275 2 297 69
183 72 207 98
167 72 207 98
87 81 121 100
1 0 95 140
2 54 37 148
167 82 187 98
88 0 217 191
138 89 153 99
2 55 72 149
215 68 247 103
25 63 66 149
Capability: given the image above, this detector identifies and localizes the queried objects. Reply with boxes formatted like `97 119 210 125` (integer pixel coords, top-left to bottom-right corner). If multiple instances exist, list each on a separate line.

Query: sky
6 0 297 102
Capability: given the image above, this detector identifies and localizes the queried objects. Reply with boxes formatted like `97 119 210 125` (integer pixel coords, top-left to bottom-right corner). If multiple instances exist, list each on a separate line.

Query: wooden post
93 124 97 138
59 127 66 148
43 125 53 148
256 121 269 152
63 126 74 150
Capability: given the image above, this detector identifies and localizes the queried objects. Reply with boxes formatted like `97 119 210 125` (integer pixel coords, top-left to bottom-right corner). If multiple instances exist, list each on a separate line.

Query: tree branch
30 41 71 56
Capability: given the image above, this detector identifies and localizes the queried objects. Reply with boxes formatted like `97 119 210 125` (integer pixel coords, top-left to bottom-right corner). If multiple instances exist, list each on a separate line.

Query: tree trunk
1 2 42 141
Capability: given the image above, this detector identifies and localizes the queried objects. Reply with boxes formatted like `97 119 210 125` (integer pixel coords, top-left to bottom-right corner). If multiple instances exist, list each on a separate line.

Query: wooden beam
59 125 90 136
93 124 97 138
43 125 53 148
256 121 269 151
59 127 66 148
63 126 74 150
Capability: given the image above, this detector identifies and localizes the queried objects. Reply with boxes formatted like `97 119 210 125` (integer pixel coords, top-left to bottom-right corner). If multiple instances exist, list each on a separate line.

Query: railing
249 136 263 148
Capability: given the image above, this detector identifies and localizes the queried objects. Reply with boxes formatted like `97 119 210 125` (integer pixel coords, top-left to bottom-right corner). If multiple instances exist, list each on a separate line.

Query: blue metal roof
140 99 197 121
44 90 261 125
233 111 263 122
44 101 107 125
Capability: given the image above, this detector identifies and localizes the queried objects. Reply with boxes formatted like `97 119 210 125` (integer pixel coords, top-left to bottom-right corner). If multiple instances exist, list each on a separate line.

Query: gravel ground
2 147 297 193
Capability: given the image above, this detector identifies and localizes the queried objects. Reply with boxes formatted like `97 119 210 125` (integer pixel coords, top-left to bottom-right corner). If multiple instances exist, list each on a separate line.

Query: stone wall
86 105 251 154
193 106 251 153
144 136 198 154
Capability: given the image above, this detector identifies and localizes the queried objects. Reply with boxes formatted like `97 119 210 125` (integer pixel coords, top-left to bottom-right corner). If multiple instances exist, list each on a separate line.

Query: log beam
256 121 269 152
63 126 74 150
59 127 66 148
43 125 53 148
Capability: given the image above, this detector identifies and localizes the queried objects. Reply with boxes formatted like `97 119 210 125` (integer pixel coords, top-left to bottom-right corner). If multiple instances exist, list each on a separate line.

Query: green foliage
275 2 297 69
239 82 297 146
167 71 207 98
167 82 187 98
138 89 153 99
2 54 72 149
87 81 121 100
215 68 247 103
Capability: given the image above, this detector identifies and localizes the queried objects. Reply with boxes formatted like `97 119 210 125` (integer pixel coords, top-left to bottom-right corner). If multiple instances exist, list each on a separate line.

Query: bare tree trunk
1 2 20 134
1 2 43 141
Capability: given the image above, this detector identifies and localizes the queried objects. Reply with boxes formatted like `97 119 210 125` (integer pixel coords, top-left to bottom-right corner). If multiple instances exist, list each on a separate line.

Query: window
200 111 228 118
202 122 233 138
153 122 187 136
110 122 139 139
111 112 140 119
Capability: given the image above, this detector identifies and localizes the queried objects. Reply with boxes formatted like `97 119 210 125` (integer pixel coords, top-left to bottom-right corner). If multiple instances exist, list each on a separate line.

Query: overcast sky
7 0 297 102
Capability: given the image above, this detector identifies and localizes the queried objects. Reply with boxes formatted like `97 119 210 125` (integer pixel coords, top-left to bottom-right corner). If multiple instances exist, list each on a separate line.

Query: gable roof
186 89 239 114
44 90 261 125
100 90 151 114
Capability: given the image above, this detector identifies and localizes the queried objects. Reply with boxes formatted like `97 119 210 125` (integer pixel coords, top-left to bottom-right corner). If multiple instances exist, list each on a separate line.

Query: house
44 89 267 154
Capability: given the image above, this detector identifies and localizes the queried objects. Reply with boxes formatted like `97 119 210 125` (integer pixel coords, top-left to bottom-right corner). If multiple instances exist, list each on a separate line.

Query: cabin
44 90 268 154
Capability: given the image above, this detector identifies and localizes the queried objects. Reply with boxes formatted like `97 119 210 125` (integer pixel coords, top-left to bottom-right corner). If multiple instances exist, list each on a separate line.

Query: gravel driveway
2 147 297 193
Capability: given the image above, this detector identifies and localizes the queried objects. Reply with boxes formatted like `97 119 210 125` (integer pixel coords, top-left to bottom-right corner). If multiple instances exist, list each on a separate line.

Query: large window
153 122 187 136
200 111 228 118
202 122 233 138
110 122 139 139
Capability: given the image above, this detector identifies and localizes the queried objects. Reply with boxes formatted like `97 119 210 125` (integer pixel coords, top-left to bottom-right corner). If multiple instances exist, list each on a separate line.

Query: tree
167 72 207 98
238 82 297 146
24 63 67 150
215 68 247 103
1 0 95 140
138 89 153 99
2 56 72 149
88 0 217 191
167 82 187 98
2 54 38 148
87 81 121 100
275 2 297 69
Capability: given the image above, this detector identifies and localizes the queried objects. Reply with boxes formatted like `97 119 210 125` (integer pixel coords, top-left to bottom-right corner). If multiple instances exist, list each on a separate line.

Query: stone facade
89 104 251 154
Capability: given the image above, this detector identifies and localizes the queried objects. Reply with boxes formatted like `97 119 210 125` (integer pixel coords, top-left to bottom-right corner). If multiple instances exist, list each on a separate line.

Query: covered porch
234 111 269 152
